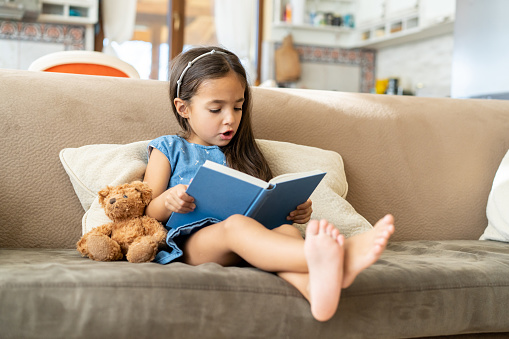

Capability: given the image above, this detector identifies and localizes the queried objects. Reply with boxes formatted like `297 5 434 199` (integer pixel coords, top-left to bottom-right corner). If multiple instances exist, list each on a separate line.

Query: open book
167 160 326 230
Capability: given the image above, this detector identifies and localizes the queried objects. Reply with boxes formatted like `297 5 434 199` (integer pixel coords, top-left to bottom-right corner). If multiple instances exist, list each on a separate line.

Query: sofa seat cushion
1 240 508 338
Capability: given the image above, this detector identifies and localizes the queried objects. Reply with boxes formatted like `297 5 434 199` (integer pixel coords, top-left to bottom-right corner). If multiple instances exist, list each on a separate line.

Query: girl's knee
224 214 251 229
223 214 266 236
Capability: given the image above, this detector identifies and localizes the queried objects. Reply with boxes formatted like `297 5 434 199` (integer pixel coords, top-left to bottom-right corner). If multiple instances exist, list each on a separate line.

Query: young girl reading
144 46 395 322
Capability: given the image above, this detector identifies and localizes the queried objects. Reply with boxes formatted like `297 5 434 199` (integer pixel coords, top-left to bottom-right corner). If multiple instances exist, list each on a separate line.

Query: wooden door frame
169 0 263 85
169 0 184 60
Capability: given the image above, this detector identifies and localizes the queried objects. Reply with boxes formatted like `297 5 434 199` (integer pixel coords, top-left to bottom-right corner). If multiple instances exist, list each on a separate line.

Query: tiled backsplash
271 42 376 93
0 20 86 70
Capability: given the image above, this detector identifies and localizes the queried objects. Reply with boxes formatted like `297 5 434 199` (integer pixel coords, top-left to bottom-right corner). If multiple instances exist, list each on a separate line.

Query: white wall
451 0 509 98
376 33 454 97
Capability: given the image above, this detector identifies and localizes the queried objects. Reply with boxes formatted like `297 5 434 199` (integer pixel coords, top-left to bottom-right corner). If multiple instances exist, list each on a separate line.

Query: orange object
285 3 292 22
44 63 130 77
28 51 140 78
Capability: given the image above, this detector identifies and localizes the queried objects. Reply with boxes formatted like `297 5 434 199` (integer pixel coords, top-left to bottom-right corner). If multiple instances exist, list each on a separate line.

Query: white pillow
60 139 372 237
256 139 372 237
59 140 150 211
480 149 509 242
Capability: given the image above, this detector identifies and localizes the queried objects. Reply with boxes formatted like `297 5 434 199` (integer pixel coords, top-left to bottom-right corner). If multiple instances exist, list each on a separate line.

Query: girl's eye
234 107 242 111
123 195 128 198
209 109 221 113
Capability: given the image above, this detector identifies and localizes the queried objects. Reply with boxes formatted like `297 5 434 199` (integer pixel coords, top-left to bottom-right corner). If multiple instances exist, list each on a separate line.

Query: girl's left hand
287 199 313 224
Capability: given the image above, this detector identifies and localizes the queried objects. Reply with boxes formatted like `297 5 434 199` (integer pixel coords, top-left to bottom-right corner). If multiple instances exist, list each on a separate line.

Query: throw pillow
60 139 372 237
59 140 150 211
480 149 509 242
256 139 372 237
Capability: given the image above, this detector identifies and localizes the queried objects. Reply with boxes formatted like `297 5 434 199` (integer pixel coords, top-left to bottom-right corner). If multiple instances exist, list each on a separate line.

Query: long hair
169 46 273 181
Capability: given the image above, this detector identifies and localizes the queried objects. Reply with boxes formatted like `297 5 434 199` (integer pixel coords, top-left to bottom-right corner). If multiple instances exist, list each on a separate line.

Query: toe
337 234 345 246
318 220 328 233
306 220 320 237
331 227 340 239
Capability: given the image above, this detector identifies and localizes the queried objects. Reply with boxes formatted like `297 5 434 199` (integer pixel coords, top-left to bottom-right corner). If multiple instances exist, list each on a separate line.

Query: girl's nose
223 110 235 124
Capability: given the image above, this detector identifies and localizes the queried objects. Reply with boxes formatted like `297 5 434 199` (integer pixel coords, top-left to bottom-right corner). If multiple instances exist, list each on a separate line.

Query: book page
203 160 270 188
269 170 325 184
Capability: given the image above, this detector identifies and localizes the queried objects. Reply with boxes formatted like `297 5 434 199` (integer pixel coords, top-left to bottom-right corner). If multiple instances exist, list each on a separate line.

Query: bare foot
342 214 395 288
305 219 344 322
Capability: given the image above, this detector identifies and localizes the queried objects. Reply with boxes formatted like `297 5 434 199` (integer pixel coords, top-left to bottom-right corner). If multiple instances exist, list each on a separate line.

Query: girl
144 46 395 322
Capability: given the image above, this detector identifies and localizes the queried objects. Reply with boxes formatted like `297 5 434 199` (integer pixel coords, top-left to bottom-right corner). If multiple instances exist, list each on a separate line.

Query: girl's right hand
164 184 196 214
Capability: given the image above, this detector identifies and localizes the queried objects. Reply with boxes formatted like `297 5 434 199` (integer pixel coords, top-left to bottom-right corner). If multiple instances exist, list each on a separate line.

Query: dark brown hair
169 46 273 181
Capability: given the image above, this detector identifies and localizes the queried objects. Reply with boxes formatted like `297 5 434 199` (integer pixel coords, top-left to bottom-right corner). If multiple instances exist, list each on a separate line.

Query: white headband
176 49 228 99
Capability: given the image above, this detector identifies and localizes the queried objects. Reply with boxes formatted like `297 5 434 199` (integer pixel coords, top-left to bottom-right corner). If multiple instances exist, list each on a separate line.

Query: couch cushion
1 240 508 338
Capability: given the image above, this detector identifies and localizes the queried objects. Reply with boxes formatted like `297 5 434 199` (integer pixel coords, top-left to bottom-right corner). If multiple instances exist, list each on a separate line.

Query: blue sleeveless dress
148 135 227 264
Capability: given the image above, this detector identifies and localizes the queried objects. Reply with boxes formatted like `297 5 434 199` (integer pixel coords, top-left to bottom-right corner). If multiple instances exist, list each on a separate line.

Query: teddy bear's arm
140 216 167 244
87 223 114 236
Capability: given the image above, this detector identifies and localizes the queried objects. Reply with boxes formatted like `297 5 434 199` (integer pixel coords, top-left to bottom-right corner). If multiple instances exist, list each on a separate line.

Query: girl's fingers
166 194 195 213
297 199 312 209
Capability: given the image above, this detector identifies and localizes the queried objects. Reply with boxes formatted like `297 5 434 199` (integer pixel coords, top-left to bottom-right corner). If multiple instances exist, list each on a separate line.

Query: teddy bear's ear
98 186 111 206
132 181 152 205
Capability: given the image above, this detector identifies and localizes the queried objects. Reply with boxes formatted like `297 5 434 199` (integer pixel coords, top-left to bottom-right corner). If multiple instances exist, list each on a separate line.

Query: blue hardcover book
167 160 326 230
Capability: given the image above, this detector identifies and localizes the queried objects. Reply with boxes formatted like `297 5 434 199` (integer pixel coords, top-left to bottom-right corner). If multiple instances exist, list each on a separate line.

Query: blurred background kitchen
1 0 508 99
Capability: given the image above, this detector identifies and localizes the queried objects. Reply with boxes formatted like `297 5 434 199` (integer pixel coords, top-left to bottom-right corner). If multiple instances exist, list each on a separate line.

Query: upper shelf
355 20 454 49
273 21 354 33
38 0 98 25
271 0 456 49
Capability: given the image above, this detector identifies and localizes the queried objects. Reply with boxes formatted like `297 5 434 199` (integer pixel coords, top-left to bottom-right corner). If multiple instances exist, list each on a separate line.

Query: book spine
244 186 274 220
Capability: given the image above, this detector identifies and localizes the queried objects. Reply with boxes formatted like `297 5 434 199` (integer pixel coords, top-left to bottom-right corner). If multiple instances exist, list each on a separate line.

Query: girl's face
177 72 245 147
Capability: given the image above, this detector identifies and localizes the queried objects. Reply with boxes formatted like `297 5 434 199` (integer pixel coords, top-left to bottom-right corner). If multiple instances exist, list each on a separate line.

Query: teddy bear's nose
109 198 116 204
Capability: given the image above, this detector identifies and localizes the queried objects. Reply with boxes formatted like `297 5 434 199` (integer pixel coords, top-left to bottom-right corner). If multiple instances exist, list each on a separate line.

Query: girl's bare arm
144 148 195 222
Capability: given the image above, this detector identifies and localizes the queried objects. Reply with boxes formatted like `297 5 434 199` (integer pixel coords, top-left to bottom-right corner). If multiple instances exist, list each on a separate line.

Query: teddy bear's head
98 181 153 222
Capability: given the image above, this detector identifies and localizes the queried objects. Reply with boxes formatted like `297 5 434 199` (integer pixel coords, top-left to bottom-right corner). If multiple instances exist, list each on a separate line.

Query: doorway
103 0 263 82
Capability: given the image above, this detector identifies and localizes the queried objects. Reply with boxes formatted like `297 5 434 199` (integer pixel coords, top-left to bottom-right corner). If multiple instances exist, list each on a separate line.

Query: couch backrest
1 69 509 248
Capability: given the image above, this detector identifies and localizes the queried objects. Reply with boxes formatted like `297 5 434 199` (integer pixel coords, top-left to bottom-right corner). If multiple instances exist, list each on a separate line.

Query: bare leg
273 225 312 300
183 214 308 272
342 214 395 288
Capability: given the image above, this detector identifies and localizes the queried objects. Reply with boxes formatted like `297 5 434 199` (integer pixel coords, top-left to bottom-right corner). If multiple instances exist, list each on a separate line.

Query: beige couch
1 68 508 338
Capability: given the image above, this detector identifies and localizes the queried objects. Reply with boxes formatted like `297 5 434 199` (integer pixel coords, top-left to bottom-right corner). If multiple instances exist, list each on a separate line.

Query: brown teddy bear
77 181 167 263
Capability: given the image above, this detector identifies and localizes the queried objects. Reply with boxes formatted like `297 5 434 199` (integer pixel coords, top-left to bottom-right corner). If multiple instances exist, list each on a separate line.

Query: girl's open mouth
220 131 234 140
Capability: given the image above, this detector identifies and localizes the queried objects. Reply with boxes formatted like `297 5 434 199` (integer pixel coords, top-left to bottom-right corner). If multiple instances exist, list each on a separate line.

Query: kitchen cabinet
354 0 454 48
419 0 455 27
385 0 418 19
355 0 384 27
38 0 98 25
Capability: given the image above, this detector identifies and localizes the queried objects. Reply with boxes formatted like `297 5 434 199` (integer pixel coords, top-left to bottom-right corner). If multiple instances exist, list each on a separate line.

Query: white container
291 0 305 25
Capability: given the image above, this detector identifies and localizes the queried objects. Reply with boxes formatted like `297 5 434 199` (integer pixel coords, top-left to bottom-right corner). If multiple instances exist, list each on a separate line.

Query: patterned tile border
276 43 376 93
0 20 86 50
